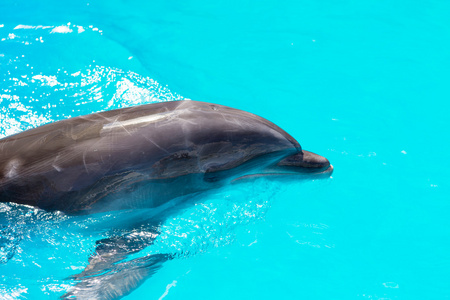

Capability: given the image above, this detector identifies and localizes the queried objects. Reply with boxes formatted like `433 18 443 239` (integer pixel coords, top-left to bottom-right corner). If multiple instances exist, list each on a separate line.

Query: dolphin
0 100 332 299
0 100 332 214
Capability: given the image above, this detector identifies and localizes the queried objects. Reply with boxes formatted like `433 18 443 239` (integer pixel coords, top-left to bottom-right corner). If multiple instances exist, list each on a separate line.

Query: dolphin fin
62 253 171 300
62 229 170 300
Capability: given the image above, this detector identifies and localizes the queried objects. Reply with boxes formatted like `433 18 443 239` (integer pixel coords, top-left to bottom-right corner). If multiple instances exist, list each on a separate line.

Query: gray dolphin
0 100 332 299
0 100 332 214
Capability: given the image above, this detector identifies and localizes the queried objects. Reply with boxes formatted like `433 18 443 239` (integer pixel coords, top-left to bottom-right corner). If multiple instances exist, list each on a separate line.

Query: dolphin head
161 101 333 183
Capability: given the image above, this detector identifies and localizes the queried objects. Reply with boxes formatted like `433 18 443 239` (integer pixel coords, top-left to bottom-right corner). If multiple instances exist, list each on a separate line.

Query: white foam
14 25 36 30
158 280 177 300
50 26 73 34
32 75 59 87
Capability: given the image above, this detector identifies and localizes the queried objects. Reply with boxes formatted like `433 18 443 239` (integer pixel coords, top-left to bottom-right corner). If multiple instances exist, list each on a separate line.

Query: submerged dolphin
0 100 332 299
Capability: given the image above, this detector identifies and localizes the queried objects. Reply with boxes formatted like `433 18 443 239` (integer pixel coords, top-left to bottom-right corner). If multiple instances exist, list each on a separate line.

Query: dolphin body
0 100 332 214
0 100 332 299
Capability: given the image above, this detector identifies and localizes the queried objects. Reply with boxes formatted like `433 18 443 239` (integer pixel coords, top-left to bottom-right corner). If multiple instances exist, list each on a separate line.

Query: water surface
1 0 449 299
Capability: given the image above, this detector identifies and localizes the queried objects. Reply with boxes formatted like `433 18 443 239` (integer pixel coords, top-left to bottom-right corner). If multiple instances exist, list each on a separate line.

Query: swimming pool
1 0 450 299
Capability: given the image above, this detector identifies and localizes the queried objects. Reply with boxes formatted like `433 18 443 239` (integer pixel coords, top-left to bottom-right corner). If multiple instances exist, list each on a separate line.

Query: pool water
1 0 450 299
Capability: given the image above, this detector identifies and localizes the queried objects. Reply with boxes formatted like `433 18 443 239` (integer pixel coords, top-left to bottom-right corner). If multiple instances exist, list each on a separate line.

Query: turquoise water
1 0 450 299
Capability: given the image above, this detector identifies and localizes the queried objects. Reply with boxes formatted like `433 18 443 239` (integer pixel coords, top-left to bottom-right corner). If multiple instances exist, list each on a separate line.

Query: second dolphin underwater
0 100 333 299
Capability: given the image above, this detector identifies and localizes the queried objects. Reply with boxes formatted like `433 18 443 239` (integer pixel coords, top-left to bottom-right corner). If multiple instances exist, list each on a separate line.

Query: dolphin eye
210 105 219 111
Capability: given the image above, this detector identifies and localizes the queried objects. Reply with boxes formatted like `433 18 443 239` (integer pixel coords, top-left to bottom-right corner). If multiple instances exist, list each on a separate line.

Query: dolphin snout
277 150 333 175
300 150 331 169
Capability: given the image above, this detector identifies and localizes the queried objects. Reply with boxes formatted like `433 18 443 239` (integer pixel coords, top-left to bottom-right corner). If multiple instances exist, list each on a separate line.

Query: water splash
0 23 184 138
